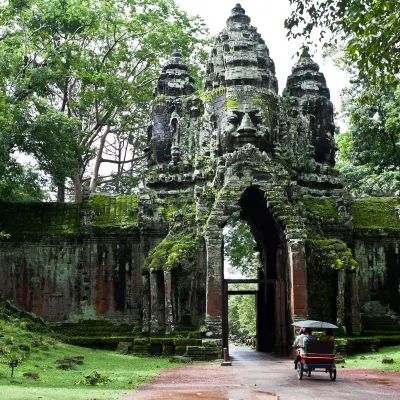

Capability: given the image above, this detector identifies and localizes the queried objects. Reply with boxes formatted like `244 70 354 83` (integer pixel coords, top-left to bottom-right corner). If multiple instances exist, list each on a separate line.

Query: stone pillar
204 232 223 337
164 270 174 334
150 270 165 333
336 268 346 328
288 239 308 320
351 272 362 334
141 273 151 333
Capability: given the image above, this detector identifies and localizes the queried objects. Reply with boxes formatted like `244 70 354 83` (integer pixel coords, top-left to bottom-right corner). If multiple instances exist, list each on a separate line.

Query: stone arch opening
216 186 289 355
238 186 287 352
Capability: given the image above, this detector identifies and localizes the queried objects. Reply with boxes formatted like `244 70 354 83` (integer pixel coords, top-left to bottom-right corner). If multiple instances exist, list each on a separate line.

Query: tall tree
285 0 400 88
224 213 259 278
336 82 400 196
0 0 209 201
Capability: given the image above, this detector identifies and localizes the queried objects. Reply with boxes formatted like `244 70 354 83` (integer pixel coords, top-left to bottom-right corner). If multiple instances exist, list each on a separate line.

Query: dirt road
122 346 400 400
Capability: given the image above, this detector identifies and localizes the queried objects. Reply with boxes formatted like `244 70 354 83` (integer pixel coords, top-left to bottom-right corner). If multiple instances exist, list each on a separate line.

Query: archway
222 186 289 355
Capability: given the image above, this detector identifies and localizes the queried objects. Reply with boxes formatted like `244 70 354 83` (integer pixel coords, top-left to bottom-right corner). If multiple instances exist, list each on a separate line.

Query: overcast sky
176 0 350 123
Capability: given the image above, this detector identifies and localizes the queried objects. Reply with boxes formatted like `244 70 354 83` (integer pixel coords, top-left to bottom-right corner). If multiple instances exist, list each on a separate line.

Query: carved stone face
219 103 270 153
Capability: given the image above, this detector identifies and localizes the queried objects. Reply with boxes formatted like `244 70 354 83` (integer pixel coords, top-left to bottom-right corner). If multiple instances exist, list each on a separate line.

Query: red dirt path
121 347 400 400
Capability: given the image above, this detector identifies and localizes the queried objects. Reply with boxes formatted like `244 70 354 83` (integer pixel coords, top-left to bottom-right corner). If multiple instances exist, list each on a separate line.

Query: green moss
352 198 400 230
225 96 239 109
142 232 198 271
88 194 139 229
0 194 139 236
142 197 199 271
310 237 358 271
199 87 226 104
304 197 339 221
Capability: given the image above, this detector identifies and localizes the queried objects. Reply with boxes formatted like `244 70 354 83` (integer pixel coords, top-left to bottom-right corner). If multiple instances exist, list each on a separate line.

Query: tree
228 285 256 338
285 0 400 88
336 82 400 196
0 0 209 201
224 213 259 278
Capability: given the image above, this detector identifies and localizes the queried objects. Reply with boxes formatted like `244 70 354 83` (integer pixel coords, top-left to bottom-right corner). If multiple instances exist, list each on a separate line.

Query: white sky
176 0 350 126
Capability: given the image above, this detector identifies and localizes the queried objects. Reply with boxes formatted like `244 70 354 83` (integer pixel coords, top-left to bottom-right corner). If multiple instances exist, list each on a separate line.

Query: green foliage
228 284 257 338
0 163 48 202
224 213 259 278
351 198 400 230
80 370 110 386
0 0 209 197
285 0 400 88
336 83 400 196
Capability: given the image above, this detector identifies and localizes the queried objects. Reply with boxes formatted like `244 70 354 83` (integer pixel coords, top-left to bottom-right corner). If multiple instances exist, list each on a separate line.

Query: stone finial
153 50 196 98
231 3 245 15
292 48 320 74
227 2 250 24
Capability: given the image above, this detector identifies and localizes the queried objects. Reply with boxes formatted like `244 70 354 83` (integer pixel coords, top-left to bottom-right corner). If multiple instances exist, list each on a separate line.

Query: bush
83 370 110 386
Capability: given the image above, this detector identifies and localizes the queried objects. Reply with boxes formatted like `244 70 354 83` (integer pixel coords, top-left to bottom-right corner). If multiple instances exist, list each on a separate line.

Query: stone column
164 270 174 334
336 268 346 328
288 239 308 321
204 232 223 337
351 272 362 334
141 273 150 333
149 270 165 333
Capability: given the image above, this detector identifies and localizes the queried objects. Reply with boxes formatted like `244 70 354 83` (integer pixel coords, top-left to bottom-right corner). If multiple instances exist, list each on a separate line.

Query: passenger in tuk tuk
303 328 317 347
319 328 334 341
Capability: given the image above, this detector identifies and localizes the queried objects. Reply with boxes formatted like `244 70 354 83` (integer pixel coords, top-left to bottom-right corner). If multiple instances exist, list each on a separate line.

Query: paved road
124 346 399 400
229 346 398 400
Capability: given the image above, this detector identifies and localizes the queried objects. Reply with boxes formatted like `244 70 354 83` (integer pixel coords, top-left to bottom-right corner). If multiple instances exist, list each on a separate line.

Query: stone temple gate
2 4 400 359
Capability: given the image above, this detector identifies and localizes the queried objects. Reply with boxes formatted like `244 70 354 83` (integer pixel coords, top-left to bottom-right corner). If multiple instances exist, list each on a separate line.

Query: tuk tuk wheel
329 367 336 381
297 362 303 380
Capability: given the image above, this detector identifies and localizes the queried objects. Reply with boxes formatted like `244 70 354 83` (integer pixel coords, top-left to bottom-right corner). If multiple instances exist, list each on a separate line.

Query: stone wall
0 195 145 325
0 193 208 338
0 235 142 324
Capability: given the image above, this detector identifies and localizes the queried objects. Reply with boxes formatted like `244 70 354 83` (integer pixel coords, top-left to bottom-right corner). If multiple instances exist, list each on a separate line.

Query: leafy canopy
336 81 400 196
0 0 209 199
285 0 400 88
224 213 259 278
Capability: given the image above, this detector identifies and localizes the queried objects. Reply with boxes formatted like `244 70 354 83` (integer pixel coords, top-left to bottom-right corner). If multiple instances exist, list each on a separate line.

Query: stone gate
1 4 400 358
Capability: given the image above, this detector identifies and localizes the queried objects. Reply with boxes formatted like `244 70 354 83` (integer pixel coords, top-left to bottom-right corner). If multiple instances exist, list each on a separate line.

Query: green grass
344 346 400 371
0 315 175 400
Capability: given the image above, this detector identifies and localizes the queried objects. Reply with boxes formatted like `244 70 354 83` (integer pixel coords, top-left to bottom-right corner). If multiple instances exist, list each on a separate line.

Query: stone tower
142 3 360 355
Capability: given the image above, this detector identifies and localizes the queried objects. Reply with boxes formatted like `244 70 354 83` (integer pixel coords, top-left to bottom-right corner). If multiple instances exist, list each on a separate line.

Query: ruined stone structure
1 4 400 358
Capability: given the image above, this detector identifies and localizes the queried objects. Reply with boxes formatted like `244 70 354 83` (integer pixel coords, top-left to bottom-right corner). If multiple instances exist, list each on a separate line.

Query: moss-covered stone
87 194 139 229
0 194 139 237
310 237 358 270
142 196 199 271
304 197 339 221
351 198 400 230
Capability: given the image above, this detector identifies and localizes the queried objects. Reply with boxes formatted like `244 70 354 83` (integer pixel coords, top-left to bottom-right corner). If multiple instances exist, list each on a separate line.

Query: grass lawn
344 346 400 371
0 315 176 400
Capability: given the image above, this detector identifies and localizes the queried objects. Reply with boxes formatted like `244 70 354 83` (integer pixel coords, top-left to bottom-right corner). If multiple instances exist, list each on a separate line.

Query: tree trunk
57 181 65 202
90 126 109 193
74 167 83 202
